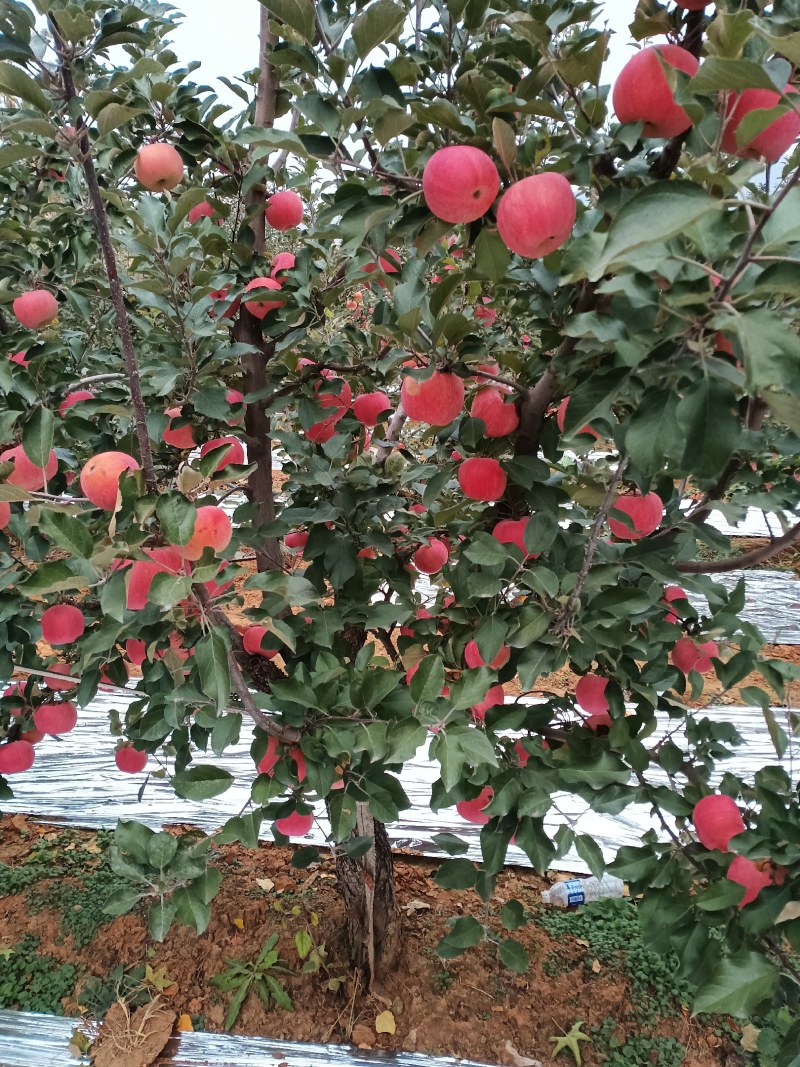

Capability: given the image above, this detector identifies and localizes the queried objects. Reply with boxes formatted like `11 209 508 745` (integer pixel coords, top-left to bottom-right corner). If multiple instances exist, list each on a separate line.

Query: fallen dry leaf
404 898 431 916
591 959 601 974
375 1010 396 1035
740 1023 760 1053
776 901 800 924
176 1013 193 1032
256 877 275 893
232 916 244 931
504 1039 543 1067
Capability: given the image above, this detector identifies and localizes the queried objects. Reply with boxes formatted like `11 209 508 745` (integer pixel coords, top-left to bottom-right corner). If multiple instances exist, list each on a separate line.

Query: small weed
432 968 455 994
211 932 293 1030
0 935 77 1014
590 1017 684 1066
77 964 150 1019
542 949 572 979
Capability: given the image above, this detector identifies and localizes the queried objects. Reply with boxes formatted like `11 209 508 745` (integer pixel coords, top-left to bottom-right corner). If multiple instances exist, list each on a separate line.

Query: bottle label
565 879 585 906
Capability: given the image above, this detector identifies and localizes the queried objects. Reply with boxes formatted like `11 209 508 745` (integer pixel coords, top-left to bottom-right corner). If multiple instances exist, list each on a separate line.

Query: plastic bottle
540 874 625 907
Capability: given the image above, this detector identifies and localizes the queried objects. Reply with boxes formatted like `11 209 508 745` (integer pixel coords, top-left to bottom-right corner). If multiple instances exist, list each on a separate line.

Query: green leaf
575 834 606 879
148 898 177 942
0 60 49 112
261 0 315 41
410 655 446 704
692 950 778 1018
475 228 510 282
0 144 43 168
436 914 483 957
20 561 87 596
147 831 178 869
675 378 742 481
501 900 526 930
37 509 93 559
173 764 234 801
194 627 231 712
432 832 469 856
156 492 197 545
352 0 406 59
623 391 680 475
103 886 144 917
173 886 212 934
22 407 54 471
589 183 720 281
690 57 787 93
295 930 313 959
434 858 477 890
148 571 193 609
498 937 529 973
96 102 145 137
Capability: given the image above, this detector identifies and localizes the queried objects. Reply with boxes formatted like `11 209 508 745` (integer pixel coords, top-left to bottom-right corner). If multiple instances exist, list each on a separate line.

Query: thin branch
374 403 407 464
72 371 126 388
677 520 800 574
49 16 157 494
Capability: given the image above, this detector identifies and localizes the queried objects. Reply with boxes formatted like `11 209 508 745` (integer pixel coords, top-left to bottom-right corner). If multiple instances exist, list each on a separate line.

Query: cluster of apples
693 793 777 906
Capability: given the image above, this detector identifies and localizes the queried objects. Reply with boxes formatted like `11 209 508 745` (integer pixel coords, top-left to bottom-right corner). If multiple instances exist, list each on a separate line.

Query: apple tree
0 0 799 1040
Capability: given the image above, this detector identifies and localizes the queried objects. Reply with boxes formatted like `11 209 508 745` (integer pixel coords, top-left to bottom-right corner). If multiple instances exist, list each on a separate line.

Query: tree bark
335 804 401 985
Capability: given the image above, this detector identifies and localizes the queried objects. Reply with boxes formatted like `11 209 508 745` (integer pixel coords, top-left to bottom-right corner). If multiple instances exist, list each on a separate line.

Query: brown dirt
0 815 738 1066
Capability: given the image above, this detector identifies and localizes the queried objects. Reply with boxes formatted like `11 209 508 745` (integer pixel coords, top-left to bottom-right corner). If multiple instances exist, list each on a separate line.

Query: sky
166 0 636 109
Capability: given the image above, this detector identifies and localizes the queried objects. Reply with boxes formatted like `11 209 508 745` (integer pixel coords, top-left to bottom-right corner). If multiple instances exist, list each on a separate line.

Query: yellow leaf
256 877 275 893
232 916 244 931
776 901 800 924
177 1013 194 1032
375 1010 396 1035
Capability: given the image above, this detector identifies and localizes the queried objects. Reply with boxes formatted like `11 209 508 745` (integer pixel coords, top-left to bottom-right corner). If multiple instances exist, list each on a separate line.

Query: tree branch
677 520 800 573
49 16 157 494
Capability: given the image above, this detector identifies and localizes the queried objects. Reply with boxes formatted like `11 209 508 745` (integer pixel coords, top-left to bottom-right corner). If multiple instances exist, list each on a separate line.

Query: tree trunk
336 803 401 985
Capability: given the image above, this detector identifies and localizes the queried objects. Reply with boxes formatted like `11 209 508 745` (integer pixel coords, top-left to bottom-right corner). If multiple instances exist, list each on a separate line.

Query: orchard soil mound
0 815 741 1066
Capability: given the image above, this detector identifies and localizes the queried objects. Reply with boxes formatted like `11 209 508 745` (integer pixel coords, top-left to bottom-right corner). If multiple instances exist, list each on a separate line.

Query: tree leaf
37 509 94 559
260 0 315 42
692 950 778 1018
173 764 234 801
675 378 742 481
475 228 510 282
352 0 406 59
194 627 231 712
22 406 53 470
0 60 49 112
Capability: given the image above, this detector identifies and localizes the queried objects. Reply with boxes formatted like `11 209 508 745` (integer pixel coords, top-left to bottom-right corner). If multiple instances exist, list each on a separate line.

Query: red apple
59 390 93 417
188 200 215 223
200 436 245 470
1 444 58 491
270 252 295 278
456 786 493 825
181 505 232 561
285 531 308 552
422 145 500 223
492 517 533 557
413 537 449 574
13 290 58 329
556 397 599 438
671 637 719 674
353 391 391 426
80 451 140 510
34 701 78 735
612 45 700 138
115 745 148 773
401 370 465 425
162 406 196 449
265 190 303 230
675 0 706 7
496 173 576 258
243 276 284 319
575 674 609 715
721 86 800 163
608 492 664 540
41 604 85 645
662 585 687 624
465 640 510 670
727 855 772 907
126 547 184 610
0 501 9 529
125 638 147 666
134 142 184 191
693 794 745 851
458 457 507 501
258 735 281 775
471 387 519 437
275 811 314 837
0 739 35 774
243 624 279 659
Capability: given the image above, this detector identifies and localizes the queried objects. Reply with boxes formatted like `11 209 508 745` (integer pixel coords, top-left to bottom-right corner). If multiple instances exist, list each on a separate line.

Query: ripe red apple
471 387 520 437
115 745 148 773
13 290 58 329
474 299 497 327
125 638 147 666
43 662 78 691
243 625 279 659
456 786 493 825
0 739 35 774
471 684 504 720
41 604 85 645
306 419 337 444
187 200 215 223
612 45 700 138
496 173 576 258
181 505 232 561
361 249 401 285
34 701 78 735
727 855 772 907
265 190 303 230
693 794 745 851
721 86 800 162
163 407 196 449
126 546 184 610
413 537 449 574
134 142 184 191
422 145 500 223
270 252 295 278
401 369 465 426
662 585 687 624
1 444 58 491
59 390 93 417
285 531 308 553
675 0 706 7
458 457 507 501
80 451 140 510
200 436 246 470
258 735 281 775
314 374 352 421
575 674 609 715
465 640 510 670
608 492 664 540
0 501 10 530
353 391 391 426
671 637 719 674
243 277 284 319
492 517 534 557
275 811 314 837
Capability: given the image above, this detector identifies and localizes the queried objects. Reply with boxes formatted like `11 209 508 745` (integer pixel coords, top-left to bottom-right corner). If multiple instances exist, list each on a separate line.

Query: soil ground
0 814 741 1067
